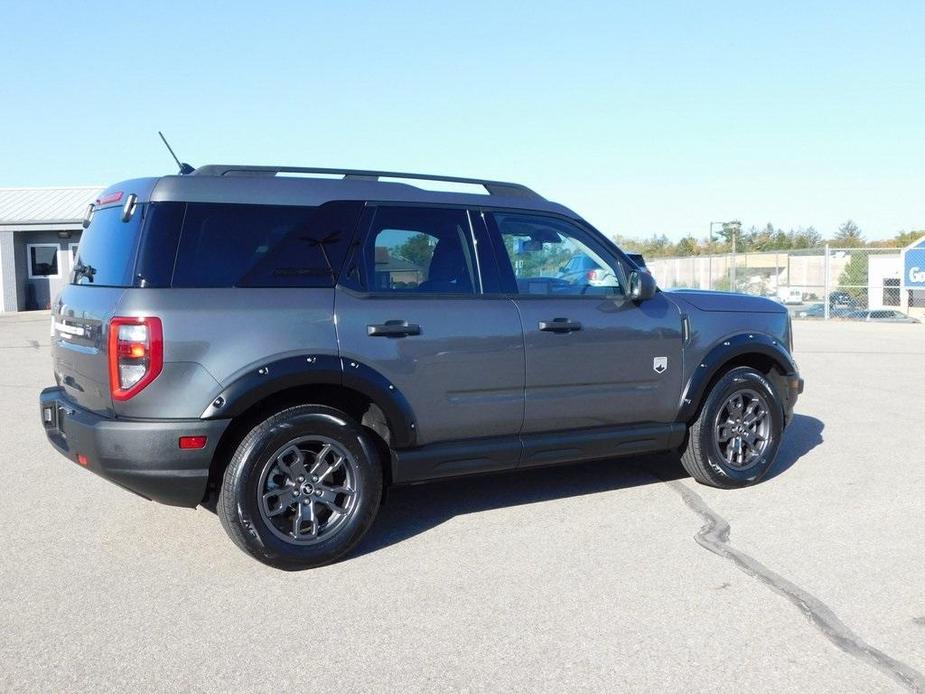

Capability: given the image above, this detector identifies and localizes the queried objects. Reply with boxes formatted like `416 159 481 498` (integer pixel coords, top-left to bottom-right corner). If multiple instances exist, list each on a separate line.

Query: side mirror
629 270 657 301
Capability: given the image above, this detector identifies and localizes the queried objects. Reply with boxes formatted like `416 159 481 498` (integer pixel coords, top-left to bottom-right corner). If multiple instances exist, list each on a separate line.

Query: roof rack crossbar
190 165 542 199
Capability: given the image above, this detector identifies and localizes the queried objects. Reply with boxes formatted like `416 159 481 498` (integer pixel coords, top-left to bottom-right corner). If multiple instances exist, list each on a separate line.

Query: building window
883 278 900 306
69 243 80 266
27 244 61 279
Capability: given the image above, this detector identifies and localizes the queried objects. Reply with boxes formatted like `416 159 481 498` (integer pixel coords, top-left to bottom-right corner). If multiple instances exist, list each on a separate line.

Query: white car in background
776 287 804 305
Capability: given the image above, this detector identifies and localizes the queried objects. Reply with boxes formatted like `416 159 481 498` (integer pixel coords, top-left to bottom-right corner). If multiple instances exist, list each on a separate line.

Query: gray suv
40 166 803 569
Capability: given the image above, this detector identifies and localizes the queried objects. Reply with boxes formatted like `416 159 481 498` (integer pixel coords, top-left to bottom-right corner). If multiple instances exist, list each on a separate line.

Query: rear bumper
40 387 230 507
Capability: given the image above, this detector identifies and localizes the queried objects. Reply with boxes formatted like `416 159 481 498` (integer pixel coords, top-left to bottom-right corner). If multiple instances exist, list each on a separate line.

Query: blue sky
1 1 922 241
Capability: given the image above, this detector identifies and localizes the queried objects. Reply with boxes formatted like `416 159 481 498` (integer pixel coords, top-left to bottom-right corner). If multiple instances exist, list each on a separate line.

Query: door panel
515 294 683 432
336 289 524 445
335 205 524 447
486 211 683 433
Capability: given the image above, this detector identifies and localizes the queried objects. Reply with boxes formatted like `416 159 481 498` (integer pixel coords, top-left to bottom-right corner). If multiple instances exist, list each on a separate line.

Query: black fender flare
677 332 798 423
200 354 417 448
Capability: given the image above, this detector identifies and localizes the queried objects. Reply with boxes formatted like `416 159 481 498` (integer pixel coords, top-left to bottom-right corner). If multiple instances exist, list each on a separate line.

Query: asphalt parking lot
1 312 923 693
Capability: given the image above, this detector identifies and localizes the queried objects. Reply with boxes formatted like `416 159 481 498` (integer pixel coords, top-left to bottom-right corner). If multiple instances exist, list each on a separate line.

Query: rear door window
170 201 364 288
361 207 477 294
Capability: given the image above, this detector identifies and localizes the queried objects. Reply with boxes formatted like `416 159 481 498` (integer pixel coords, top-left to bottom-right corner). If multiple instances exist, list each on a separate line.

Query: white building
867 254 902 310
0 187 103 312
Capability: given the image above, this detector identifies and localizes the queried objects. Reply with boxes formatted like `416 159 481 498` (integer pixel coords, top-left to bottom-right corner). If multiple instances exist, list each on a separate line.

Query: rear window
70 207 143 287
74 200 364 289
170 201 364 288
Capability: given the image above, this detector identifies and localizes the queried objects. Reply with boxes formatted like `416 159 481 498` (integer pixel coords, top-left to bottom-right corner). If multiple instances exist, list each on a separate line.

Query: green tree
770 227 790 250
396 233 434 268
837 252 869 303
790 226 822 249
832 220 865 248
715 224 738 248
640 234 673 257
675 236 700 256
749 223 776 251
894 230 925 247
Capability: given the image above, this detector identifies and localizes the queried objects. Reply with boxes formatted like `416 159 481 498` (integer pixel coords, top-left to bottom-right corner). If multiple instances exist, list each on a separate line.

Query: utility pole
722 220 742 291
708 221 729 291
823 244 831 320
732 226 736 290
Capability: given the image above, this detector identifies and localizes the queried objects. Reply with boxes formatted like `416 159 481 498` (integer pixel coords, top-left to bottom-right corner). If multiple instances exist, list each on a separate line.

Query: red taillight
77 454 89 466
179 436 207 450
108 316 163 401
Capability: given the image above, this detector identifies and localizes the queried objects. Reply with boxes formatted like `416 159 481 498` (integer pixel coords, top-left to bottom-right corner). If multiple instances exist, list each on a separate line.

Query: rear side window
170 201 364 288
71 207 144 287
362 207 476 294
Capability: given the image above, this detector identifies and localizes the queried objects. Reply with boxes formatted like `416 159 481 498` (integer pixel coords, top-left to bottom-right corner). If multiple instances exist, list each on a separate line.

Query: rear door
52 198 146 416
335 205 524 449
485 211 684 434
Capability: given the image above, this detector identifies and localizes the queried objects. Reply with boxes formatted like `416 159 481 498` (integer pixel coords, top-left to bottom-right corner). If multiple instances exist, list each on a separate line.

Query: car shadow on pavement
350 414 824 560
765 413 825 480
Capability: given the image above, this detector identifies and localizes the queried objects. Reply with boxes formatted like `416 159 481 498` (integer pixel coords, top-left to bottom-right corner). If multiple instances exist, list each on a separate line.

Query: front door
486 211 683 434
336 205 524 447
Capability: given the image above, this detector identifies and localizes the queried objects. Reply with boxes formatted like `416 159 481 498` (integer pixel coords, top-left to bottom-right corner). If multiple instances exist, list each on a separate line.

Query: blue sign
906 249 925 288
905 237 925 288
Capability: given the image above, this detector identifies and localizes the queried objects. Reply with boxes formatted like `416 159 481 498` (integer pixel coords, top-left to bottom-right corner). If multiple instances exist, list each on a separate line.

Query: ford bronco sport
40 166 803 569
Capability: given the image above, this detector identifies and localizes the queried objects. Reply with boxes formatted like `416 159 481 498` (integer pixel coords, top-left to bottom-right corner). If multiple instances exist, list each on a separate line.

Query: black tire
679 366 784 489
217 405 383 570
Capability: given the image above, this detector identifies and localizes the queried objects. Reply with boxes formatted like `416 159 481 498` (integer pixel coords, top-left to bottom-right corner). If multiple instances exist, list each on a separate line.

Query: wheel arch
677 333 797 423
201 355 415 501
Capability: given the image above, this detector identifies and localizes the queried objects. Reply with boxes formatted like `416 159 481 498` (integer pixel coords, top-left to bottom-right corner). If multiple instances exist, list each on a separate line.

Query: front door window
493 213 624 296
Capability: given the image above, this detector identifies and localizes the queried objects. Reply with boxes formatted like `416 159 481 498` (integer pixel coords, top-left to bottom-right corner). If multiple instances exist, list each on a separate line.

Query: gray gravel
1 312 923 693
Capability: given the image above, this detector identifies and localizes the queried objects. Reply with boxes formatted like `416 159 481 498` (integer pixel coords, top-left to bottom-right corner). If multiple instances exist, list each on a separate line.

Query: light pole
709 220 740 291
723 220 742 290
708 222 724 290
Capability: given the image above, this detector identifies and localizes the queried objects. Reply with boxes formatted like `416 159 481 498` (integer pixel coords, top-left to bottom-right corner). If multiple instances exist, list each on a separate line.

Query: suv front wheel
217 405 383 570
679 366 784 488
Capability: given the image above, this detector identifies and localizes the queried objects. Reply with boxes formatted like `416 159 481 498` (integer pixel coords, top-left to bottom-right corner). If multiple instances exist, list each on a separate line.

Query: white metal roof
0 187 104 225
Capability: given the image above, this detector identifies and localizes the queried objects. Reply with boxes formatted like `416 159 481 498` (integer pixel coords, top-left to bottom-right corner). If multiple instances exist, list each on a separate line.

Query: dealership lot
1 312 923 693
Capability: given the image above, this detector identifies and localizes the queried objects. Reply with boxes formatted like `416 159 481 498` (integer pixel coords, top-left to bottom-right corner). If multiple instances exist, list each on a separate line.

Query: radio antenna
157 131 195 175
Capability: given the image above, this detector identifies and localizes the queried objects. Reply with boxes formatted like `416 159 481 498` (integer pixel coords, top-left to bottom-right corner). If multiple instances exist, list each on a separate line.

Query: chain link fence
644 246 922 321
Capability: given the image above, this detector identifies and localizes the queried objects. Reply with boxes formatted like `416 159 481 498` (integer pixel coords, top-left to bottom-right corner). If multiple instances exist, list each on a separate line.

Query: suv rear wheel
217 405 383 570
679 366 783 488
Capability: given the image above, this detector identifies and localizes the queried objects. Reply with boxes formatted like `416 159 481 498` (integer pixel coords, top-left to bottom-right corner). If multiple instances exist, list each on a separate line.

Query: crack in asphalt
664 478 925 692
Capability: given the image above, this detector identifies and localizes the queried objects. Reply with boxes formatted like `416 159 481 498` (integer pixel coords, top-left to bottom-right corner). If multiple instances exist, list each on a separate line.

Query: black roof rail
190 165 542 199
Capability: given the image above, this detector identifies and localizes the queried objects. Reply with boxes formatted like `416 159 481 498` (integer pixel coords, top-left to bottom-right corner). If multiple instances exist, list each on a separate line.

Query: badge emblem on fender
653 356 668 374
